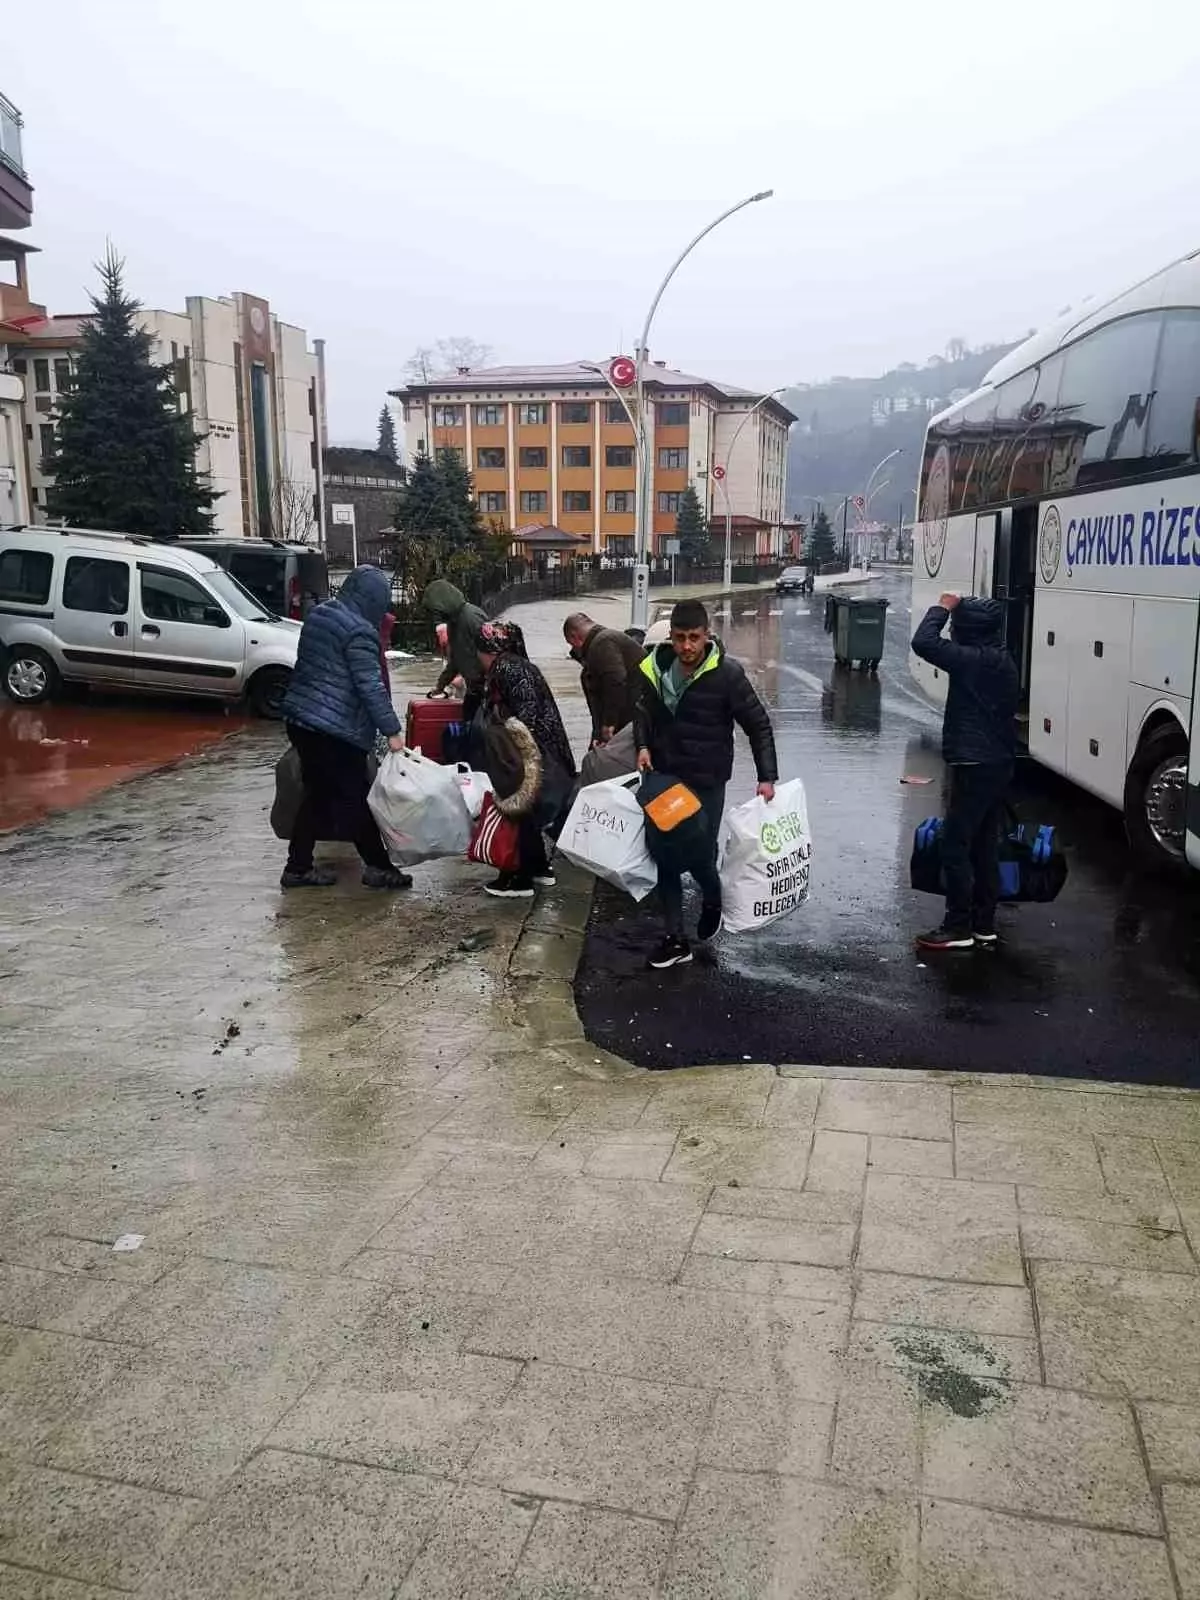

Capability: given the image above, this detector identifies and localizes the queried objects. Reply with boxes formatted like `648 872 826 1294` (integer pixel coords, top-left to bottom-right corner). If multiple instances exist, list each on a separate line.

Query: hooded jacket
422 579 488 693
282 565 402 750
634 640 778 790
911 598 1019 765
574 623 645 738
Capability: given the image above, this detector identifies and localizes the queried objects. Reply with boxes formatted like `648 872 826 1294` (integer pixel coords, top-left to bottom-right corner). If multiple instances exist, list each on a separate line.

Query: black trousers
658 785 726 938
285 723 391 873
941 762 1012 934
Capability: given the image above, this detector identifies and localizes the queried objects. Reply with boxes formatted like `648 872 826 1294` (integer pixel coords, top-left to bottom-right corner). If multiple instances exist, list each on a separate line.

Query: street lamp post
715 385 789 592
629 189 774 628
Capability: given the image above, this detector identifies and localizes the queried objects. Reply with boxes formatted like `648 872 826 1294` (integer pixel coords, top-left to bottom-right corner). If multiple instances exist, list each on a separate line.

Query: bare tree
275 465 319 543
944 337 968 363
402 336 493 384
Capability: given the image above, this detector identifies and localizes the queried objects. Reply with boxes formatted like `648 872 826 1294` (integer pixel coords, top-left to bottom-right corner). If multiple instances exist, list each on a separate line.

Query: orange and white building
391 360 795 560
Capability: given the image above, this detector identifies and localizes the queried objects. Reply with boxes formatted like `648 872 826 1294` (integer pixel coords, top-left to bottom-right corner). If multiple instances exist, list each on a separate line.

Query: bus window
988 368 1037 506
952 394 996 512
1147 309 1200 470
1054 312 1160 490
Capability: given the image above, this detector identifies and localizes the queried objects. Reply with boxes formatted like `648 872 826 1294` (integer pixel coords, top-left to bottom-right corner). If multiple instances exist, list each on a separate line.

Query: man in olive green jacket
422 579 488 701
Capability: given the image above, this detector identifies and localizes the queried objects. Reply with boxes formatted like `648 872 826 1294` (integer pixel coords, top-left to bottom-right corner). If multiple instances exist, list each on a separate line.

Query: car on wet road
0 525 299 717
775 565 808 594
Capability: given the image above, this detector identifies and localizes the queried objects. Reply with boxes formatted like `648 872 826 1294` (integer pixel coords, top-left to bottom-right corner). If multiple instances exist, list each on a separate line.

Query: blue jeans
658 785 726 938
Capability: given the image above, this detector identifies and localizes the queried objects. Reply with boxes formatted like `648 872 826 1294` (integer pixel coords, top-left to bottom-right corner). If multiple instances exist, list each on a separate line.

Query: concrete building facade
0 87 35 525
3 291 322 540
392 361 794 559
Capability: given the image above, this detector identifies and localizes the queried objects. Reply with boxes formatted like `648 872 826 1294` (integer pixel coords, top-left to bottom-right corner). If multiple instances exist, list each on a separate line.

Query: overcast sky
9 0 1199 442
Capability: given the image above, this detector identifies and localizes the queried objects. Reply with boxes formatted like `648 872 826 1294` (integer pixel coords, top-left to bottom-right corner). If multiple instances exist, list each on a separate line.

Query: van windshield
204 569 276 622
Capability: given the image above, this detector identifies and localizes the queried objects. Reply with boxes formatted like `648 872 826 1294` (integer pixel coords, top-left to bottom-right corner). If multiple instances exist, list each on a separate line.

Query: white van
0 526 301 717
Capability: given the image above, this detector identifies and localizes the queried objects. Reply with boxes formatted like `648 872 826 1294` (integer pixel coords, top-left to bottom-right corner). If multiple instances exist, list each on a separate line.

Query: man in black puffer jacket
911 593 1019 950
634 599 778 969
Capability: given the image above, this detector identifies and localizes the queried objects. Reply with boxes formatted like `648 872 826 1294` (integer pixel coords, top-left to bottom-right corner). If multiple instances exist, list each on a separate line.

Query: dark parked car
176 538 328 621
776 565 809 594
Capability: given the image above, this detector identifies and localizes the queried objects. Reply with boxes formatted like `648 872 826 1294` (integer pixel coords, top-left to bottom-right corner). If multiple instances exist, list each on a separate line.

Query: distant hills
784 338 1023 520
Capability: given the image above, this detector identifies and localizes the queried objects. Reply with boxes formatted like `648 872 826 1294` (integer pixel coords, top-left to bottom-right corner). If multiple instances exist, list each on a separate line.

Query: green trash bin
830 594 889 671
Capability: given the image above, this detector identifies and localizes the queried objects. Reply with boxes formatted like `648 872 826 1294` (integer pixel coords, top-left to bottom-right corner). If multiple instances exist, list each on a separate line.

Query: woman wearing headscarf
279 565 410 891
477 621 576 898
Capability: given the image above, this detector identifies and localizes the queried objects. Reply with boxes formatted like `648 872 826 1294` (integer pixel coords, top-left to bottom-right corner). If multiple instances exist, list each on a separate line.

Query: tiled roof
392 361 794 420
511 523 592 545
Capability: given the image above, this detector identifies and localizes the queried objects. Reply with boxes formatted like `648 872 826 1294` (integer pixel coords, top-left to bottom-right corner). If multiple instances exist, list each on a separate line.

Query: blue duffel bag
910 814 1067 904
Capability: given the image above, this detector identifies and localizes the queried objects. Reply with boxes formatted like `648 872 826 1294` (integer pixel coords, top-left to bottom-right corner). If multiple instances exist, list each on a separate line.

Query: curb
504 860 646 1083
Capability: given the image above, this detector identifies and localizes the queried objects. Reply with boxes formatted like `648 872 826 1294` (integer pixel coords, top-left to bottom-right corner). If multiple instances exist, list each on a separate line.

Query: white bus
910 246 1200 872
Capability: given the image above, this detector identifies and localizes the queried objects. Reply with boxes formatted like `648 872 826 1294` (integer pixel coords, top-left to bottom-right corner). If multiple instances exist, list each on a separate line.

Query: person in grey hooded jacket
279 565 409 891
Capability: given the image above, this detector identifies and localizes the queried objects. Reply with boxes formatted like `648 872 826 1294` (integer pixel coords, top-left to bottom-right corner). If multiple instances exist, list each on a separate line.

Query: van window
229 549 286 613
141 566 225 626
0 549 53 606
63 557 129 615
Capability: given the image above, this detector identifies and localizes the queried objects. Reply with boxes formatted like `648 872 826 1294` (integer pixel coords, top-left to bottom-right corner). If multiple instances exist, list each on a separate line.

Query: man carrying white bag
719 777 812 934
367 747 474 867
556 774 659 902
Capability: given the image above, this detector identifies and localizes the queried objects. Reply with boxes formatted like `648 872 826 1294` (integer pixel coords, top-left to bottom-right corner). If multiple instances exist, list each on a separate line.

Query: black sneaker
649 936 693 970
915 925 975 951
280 867 336 889
362 866 413 891
697 901 723 942
973 929 999 947
484 873 535 899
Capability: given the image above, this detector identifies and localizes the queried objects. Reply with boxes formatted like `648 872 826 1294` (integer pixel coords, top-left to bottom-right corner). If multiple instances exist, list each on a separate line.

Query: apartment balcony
0 92 33 230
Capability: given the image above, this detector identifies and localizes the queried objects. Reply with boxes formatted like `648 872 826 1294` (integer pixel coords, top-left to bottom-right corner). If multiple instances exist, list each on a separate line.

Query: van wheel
1124 722 1189 872
248 666 291 720
4 647 60 705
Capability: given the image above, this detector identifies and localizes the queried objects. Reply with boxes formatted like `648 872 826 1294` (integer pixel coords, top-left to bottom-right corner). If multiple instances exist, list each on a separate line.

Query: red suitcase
405 698 463 763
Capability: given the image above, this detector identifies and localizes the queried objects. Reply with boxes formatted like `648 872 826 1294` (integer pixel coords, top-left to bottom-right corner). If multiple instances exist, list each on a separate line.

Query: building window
562 490 591 513
519 403 547 425
433 404 464 427
605 535 635 557
562 445 591 469
519 446 547 469
658 401 688 426
657 491 682 514
476 446 506 470
33 358 50 393
11 357 26 375
605 400 627 424
605 445 634 468
560 401 591 425
520 490 548 514
38 424 54 463
474 404 503 426
605 490 634 513
658 447 688 470
479 491 507 514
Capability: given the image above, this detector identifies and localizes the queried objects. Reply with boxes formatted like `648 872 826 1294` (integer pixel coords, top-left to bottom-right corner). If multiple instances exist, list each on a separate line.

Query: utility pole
841 495 849 568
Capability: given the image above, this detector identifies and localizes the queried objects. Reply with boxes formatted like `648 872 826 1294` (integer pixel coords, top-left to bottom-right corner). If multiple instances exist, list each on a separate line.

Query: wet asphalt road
574 571 1200 1083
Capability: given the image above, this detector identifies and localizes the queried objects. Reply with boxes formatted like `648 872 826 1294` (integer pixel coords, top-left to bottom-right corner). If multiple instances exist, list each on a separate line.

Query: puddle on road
0 696 246 832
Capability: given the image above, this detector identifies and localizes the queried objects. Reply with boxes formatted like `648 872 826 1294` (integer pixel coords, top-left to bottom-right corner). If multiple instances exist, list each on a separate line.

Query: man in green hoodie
422 579 488 703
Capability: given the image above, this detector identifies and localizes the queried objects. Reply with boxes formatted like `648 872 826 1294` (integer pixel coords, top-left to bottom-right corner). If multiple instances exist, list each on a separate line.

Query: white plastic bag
718 778 812 934
556 774 658 902
454 763 493 821
368 748 472 866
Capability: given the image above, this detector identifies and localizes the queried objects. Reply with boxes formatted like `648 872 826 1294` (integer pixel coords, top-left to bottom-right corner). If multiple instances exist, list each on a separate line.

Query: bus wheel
1124 723 1189 871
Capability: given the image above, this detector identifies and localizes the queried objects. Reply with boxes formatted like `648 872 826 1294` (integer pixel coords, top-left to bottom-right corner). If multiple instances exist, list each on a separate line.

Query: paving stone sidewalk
0 598 1199 1597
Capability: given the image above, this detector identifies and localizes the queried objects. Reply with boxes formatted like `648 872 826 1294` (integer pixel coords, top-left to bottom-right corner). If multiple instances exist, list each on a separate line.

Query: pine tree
674 484 709 561
44 246 215 538
434 446 485 547
806 508 837 570
376 405 397 462
391 446 442 537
